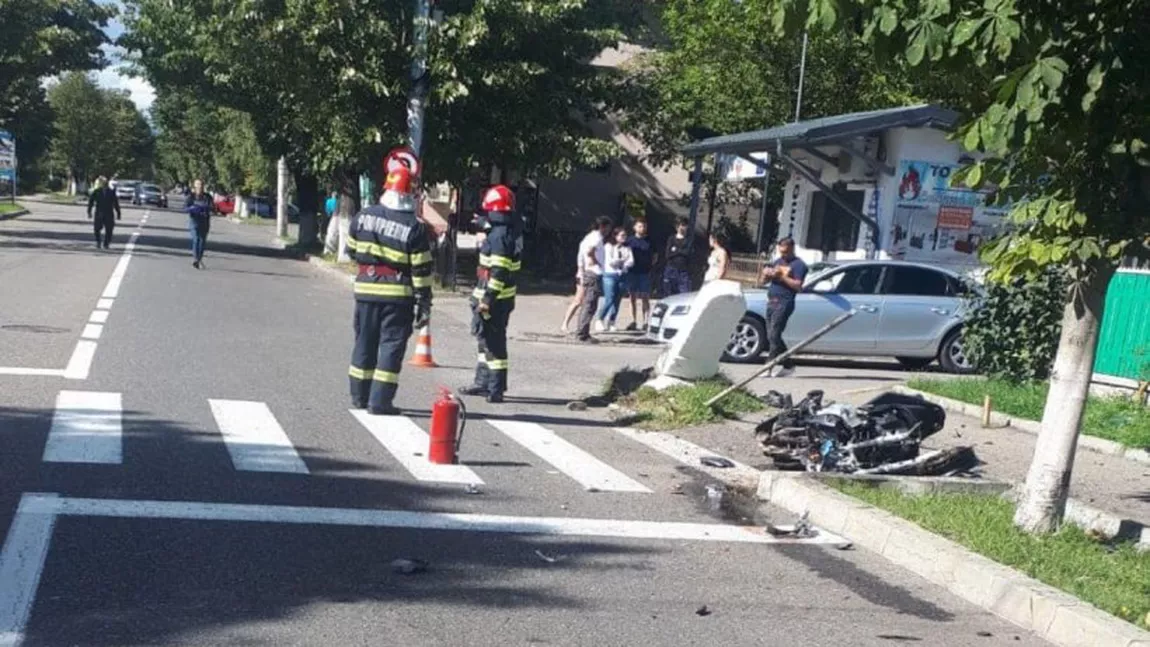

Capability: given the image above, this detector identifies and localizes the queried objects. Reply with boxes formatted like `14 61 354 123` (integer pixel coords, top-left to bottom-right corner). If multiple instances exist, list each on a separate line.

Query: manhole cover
0 324 69 334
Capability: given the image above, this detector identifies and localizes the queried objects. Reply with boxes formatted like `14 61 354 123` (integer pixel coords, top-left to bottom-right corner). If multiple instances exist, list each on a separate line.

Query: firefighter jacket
348 204 433 305
473 217 522 308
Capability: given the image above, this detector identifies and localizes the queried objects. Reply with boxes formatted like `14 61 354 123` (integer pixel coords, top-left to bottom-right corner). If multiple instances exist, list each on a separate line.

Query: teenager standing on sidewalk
760 237 808 377
184 178 214 269
595 227 634 332
625 219 655 331
86 176 120 249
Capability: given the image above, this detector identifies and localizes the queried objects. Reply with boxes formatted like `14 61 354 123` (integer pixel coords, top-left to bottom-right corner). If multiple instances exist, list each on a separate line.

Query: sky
94 1 157 114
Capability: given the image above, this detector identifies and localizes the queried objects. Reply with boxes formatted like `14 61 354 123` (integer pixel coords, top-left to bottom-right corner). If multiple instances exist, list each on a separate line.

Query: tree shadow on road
0 403 664 646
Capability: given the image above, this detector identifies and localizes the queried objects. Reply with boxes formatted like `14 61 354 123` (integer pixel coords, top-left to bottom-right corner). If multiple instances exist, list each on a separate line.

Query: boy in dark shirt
661 217 692 296
759 237 808 377
625 219 656 330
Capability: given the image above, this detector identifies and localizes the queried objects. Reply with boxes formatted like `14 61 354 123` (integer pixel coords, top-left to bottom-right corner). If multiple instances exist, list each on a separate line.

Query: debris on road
464 483 483 495
765 511 817 539
390 558 429 575
754 389 979 476
695 605 712 617
534 549 568 564
566 401 588 411
699 456 735 469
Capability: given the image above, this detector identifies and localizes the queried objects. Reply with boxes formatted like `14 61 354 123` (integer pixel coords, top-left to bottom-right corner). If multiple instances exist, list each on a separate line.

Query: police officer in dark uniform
347 165 433 415
460 185 521 403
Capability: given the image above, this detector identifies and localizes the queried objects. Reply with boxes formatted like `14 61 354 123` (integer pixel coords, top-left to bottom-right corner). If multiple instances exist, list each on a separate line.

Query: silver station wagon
646 260 981 373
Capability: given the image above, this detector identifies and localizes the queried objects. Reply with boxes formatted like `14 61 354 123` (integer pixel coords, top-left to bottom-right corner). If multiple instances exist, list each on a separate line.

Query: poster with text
887 159 1007 265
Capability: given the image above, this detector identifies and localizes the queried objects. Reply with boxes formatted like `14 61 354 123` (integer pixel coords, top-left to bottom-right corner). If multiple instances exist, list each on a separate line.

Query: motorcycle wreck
754 390 980 477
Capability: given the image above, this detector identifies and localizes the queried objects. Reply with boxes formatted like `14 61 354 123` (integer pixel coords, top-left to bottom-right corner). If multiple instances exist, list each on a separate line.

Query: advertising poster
886 159 1007 265
0 130 15 197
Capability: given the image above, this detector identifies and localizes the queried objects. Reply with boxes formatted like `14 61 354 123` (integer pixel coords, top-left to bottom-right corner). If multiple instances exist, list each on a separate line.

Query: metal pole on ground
407 0 432 158
705 309 856 408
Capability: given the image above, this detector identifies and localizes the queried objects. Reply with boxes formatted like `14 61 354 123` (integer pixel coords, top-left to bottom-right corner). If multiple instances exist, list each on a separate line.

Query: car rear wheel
723 316 766 364
938 328 976 374
895 356 935 371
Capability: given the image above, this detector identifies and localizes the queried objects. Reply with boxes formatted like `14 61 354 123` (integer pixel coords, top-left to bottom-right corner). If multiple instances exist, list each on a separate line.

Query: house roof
680 104 960 157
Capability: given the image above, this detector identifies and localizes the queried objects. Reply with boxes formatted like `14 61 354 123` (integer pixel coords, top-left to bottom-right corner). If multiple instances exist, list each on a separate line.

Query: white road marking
79 324 102 340
95 298 113 309
100 254 132 299
0 368 65 377
209 400 309 474
487 420 651 493
42 391 122 464
613 428 761 488
87 310 108 324
61 341 97 381
351 411 483 485
0 495 60 647
23 492 830 544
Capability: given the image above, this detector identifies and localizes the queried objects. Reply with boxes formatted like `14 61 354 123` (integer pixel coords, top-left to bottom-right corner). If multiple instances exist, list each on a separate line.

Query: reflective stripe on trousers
349 300 414 408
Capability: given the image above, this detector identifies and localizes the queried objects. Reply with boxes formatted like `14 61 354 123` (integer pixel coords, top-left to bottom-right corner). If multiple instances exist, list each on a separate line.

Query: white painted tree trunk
337 215 351 262
1013 264 1115 534
275 157 288 238
324 214 340 255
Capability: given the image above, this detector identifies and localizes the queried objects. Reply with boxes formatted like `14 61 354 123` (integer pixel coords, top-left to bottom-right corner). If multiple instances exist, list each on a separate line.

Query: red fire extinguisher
429 387 466 465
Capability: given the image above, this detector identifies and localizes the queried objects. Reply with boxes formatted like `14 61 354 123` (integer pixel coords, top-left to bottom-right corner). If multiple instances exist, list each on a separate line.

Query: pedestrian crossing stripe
36 392 754 498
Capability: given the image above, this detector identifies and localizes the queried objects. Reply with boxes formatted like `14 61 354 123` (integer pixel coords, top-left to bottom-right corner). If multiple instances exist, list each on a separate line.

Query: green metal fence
1094 269 1150 381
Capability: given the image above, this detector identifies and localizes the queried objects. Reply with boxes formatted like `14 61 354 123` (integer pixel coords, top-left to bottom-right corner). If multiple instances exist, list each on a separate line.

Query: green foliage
0 0 113 115
907 377 1150 448
622 0 923 168
45 72 155 183
0 78 55 192
713 215 756 254
122 0 641 185
963 268 1068 381
829 484 1150 630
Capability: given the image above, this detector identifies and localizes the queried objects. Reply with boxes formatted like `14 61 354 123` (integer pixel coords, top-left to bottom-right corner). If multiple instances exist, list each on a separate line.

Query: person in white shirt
595 227 634 332
561 220 605 332
704 232 731 283
574 216 613 342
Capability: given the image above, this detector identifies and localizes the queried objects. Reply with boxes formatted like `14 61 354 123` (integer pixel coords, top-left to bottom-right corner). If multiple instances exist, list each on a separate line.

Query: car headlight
671 305 690 316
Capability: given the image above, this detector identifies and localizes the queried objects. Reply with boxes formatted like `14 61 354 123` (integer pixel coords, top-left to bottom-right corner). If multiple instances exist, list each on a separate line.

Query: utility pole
794 32 808 123
275 157 288 238
407 0 433 158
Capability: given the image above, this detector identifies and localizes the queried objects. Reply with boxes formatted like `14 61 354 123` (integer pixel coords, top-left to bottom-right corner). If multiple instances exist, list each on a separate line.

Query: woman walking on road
185 178 214 269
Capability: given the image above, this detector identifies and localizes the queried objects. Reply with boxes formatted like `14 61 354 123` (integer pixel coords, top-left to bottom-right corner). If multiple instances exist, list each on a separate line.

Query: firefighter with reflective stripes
347 165 433 415
460 185 521 403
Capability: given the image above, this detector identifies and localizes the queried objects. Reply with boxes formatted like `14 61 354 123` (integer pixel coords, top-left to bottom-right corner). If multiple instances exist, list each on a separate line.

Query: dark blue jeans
661 267 690 296
189 215 210 261
597 274 625 324
766 298 796 369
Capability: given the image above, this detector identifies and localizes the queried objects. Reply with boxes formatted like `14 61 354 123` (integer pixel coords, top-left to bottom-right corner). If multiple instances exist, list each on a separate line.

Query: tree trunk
1013 262 1116 533
275 157 288 238
294 171 320 248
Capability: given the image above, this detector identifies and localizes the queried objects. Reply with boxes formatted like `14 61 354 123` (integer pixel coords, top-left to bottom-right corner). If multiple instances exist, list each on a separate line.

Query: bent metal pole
705 309 857 408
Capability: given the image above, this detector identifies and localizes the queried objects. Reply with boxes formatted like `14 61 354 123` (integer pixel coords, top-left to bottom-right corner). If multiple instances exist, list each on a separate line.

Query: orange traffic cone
410 325 439 368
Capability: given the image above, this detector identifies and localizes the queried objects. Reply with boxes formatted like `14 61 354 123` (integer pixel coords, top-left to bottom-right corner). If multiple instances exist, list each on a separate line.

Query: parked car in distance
646 260 981 373
133 184 168 208
112 180 141 202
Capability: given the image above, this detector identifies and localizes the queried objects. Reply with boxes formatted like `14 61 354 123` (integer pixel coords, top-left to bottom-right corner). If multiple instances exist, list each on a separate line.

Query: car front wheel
723 316 766 364
938 328 976 374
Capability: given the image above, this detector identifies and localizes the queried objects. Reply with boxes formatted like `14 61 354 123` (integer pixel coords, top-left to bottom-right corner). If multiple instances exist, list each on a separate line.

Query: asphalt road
0 202 1049 646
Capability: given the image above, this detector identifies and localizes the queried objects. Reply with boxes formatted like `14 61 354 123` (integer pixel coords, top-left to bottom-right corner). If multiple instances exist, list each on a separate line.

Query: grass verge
0 202 26 215
908 376 1150 448
829 482 1150 629
618 374 763 430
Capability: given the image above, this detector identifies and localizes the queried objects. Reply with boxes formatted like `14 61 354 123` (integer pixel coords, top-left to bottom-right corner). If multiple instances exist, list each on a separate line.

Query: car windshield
142 185 160 192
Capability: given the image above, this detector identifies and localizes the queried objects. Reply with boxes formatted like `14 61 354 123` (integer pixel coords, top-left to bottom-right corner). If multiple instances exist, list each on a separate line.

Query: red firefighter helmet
384 166 414 195
481 185 514 213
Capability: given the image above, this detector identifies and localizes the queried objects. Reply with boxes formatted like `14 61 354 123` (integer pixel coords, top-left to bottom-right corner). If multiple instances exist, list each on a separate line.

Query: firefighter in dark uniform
347 165 433 415
460 185 521 403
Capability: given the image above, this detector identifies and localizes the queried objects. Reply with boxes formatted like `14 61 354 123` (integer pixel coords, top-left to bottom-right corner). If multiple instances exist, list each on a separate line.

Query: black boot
486 392 505 404
459 385 489 397
368 403 401 416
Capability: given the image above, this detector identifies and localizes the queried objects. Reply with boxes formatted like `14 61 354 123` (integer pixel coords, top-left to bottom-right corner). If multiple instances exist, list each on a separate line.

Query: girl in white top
595 227 634 331
704 232 730 282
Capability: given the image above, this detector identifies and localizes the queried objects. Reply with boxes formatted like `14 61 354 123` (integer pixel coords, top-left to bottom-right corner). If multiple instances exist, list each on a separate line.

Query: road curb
756 471 1150 647
892 385 1150 466
0 209 29 221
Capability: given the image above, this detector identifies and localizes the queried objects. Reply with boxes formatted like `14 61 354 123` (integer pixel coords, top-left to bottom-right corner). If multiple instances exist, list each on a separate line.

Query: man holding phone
759 238 808 377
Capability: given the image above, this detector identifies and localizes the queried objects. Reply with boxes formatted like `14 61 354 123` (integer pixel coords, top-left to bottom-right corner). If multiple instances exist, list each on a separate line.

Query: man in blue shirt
759 238 808 377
